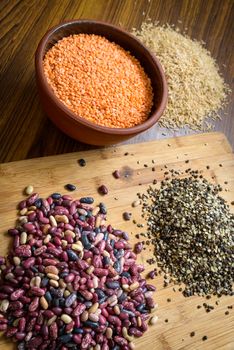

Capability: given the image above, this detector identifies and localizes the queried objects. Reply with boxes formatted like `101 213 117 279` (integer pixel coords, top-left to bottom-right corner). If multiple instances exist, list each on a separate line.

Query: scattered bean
25 185 34 195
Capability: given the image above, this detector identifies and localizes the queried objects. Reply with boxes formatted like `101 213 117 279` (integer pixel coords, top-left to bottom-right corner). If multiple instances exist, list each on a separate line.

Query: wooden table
0 0 233 163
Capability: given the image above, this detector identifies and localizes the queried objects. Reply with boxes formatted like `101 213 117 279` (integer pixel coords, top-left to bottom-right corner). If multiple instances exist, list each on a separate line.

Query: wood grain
0 0 233 163
0 132 233 349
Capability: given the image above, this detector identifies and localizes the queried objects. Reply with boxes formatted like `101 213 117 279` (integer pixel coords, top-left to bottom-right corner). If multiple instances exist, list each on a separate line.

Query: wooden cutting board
0 132 233 350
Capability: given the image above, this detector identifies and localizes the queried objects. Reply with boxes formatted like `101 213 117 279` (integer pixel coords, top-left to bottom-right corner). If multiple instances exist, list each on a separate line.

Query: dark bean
51 193 61 200
123 212 132 221
118 293 127 303
81 235 92 250
103 232 109 241
103 256 110 266
113 260 121 273
45 291 52 303
99 202 107 214
59 334 73 343
83 321 99 328
65 184 76 191
98 185 108 195
106 281 120 289
67 250 78 261
41 277 49 287
17 343 25 350
80 197 94 204
148 270 156 279
73 328 84 334
135 242 143 254
122 231 129 240
113 170 120 179
78 159 86 167
34 199 42 208
65 293 77 307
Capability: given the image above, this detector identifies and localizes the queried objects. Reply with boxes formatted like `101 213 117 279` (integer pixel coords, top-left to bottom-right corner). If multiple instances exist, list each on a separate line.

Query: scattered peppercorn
167 298 171 302
202 336 208 341
225 311 229 315
190 331 195 337
165 319 168 323
139 169 234 297
78 158 86 166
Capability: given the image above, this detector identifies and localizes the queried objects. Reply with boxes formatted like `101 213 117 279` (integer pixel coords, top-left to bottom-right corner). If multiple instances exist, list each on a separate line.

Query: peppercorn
139 169 234 297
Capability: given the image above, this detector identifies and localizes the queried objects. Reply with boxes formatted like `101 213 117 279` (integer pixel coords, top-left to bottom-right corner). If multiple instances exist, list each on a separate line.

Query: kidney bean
8 228 19 236
107 315 122 327
1 285 14 294
10 288 24 301
1 192 155 349
15 245 31 257
18 317 26 332
49 322 58 339
0 293 8 300
26 317 36 332
8 301 23 311
30 287 45 296
5 327 18 337
72 303 86 317
145 284 156 291
0 323 7 331
13 235 20 249
28 335 43 348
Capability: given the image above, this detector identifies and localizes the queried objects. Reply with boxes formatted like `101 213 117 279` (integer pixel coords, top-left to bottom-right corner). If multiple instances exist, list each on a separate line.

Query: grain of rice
132 22 230 130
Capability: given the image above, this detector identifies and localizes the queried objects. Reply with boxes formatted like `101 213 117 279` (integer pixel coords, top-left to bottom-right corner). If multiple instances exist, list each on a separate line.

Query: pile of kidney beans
0 192 155 350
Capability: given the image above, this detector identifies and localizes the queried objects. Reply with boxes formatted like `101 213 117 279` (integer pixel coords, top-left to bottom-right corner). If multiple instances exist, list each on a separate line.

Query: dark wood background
0 0 233 163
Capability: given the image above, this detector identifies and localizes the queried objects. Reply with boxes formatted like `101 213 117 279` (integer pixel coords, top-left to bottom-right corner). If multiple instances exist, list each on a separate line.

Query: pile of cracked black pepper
140 170 234 297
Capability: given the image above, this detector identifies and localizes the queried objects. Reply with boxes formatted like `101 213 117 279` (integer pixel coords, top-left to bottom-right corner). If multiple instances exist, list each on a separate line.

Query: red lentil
43 34 153 128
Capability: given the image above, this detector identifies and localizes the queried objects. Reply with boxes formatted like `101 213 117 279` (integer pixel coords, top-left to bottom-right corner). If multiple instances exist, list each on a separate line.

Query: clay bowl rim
35 19 168 135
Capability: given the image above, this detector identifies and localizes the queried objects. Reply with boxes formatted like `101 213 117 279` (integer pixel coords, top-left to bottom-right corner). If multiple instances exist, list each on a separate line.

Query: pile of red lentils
43 34 153 128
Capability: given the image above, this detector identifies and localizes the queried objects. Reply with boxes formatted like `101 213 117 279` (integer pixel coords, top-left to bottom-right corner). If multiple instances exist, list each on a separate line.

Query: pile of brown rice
132 22 230 130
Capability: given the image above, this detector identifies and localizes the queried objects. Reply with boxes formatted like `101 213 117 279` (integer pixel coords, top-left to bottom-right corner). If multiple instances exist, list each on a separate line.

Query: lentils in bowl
35 20 168 145
43 33 153 129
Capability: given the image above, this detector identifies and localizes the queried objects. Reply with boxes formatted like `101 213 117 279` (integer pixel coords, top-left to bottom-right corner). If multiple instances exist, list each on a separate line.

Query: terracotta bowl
35 19 168 145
